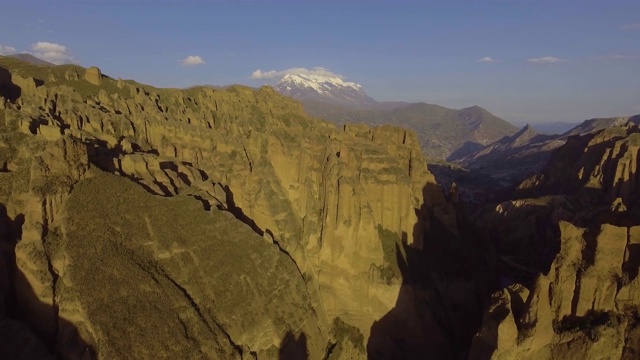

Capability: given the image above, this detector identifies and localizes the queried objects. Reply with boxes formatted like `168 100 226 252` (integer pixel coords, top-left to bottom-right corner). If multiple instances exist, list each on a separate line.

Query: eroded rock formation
0 56 478 359
471 125 640 360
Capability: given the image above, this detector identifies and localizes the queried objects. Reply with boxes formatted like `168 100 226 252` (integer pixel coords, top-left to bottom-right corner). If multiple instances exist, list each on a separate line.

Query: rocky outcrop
471 125 640 360
0 56 472 358
472 220 640 360
83 67 102 86
518 124 640 209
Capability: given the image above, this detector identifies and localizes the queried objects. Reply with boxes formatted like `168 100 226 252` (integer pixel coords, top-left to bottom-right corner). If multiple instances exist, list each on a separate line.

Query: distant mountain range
529 121 580 135
455 114 640 185
3 56 517 161
273 74 518 159
7 53 54 66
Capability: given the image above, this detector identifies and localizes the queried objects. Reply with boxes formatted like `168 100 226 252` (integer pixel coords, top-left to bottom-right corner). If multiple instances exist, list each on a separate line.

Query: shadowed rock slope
0 55 490 359
470 123 640 360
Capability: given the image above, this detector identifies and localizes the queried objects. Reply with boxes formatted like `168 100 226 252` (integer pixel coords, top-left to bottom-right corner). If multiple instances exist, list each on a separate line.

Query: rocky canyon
0 56 638 360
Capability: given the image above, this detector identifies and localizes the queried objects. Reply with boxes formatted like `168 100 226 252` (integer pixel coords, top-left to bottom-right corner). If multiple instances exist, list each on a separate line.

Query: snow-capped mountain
274 73 378 109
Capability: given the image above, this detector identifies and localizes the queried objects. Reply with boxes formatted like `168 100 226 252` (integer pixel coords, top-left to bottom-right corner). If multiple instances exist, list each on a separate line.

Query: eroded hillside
0 56 494 359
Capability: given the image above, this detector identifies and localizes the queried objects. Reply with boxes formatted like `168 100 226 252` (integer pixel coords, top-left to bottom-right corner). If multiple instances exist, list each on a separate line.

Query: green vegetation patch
53 171 318 357
330 317 365 352
552 310 623 341
376 225 403 284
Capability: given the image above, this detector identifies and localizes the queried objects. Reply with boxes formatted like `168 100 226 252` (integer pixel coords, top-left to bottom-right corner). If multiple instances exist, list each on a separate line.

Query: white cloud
31 41 78 64
250 66 342 80
476 56 501 63
0 45 17 55
527 56 567 64
621 23 640 30
179 55 205 67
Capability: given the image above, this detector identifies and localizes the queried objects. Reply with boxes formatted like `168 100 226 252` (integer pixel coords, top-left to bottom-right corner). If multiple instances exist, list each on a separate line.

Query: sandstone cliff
0 56 478 358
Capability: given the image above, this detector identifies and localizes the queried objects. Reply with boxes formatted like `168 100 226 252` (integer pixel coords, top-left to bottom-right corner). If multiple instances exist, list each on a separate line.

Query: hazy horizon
1 0 639 124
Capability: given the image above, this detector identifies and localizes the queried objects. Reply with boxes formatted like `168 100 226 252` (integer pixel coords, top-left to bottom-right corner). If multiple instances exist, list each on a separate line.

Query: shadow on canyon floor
278 331 308 360
367 182 497 360
0 203 96 360
427 163 515 212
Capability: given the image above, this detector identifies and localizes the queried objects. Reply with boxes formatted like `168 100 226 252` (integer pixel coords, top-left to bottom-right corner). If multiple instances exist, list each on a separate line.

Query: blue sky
1 0 639 124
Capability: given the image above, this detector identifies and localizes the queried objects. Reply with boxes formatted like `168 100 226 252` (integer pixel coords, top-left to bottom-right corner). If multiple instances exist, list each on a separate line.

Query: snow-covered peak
279 74 363 94
274 73 376 109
